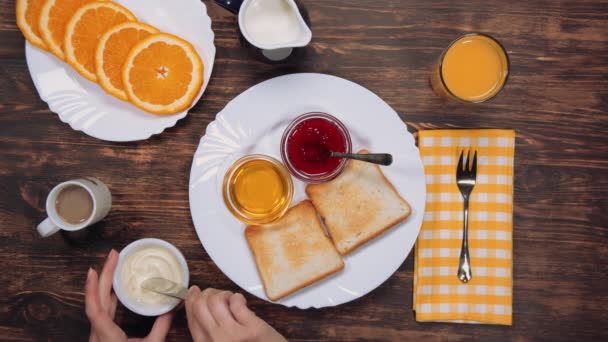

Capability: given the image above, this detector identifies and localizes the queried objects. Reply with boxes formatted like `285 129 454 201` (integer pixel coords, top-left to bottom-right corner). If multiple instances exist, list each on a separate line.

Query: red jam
286 117 347 175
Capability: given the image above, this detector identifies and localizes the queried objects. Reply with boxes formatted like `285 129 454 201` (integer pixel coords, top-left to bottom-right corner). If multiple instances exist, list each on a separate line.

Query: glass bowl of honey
222 154 293 224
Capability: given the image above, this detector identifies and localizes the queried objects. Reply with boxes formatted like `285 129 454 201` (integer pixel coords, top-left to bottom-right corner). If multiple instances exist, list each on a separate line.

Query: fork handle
458 197 472 283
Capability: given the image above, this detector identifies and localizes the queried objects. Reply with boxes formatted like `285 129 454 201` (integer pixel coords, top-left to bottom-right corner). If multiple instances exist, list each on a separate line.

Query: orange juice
439 34 509 102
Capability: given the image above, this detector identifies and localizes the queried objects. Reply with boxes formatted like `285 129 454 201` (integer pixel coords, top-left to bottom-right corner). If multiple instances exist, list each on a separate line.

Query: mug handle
213 0 244 14
37 218 60 237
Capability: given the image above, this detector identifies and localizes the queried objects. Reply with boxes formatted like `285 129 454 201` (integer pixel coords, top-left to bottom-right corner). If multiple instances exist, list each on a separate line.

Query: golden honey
223 155 293 224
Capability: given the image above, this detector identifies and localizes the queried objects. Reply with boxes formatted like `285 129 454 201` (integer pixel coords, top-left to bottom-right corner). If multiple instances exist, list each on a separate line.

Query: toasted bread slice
245 201 344 301
306 150 411 255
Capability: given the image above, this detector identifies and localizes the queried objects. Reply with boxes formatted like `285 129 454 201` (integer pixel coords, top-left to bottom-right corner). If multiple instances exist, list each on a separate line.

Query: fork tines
457 149 478 174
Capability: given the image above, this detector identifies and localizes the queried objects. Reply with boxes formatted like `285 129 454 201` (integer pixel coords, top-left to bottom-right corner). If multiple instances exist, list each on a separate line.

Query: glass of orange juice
432 33 509 103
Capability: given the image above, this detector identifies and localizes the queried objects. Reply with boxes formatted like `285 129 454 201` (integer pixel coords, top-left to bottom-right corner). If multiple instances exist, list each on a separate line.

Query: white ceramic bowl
113 238 189 316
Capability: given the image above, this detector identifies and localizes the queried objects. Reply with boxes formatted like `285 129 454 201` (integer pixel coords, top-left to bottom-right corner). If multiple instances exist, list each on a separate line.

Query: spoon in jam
301 144 393 166
329 151 393 166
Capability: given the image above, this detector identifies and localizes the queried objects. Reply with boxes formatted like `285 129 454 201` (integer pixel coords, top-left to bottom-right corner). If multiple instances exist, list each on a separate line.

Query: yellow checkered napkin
413 129 514 325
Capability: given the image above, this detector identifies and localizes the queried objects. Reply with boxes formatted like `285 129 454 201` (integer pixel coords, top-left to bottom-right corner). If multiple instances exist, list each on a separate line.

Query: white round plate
25 0 215 142
189 73 426 309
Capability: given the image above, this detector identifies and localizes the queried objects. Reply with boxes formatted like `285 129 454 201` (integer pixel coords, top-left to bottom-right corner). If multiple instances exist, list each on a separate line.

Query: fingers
184 289 278 342
185 286 203 328
185 286 207 342
194 288 220 331
186 285 201 312
146 311 175 342
85 268 123 339
109 293 118 319
89 330 100 342
229 293 257 325
85 268 102 319
208 291 238 328
99 249 119 314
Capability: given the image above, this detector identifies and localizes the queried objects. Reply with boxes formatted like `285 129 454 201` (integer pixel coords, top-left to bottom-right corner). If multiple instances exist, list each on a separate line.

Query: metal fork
456 149 477 283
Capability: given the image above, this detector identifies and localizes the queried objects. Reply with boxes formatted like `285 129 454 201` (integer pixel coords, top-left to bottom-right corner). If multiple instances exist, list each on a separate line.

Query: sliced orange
64 1 135 82
39 0 99 60
16 0 48 50
95 22 159 100
122 33 204 115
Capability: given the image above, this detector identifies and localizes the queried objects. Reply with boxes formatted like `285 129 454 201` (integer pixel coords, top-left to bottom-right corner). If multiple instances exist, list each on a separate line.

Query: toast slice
306 149 411 255
245 201 344 301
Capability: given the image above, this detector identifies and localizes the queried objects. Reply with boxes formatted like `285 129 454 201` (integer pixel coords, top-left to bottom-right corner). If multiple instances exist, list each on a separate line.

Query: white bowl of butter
113 238 189 316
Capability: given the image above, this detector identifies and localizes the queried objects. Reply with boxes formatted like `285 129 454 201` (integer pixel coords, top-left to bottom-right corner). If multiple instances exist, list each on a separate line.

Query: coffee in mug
55 185 94 224
37 178 112 237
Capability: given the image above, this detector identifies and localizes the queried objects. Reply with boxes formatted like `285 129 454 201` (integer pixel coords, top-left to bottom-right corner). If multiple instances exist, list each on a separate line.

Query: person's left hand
85 249 174 342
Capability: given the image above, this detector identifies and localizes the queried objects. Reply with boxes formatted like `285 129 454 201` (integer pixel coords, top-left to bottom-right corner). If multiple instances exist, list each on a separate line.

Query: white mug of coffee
37 177 112 237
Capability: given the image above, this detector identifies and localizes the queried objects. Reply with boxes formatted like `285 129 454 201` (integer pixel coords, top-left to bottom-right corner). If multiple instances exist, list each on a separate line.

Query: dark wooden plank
1 0 607 341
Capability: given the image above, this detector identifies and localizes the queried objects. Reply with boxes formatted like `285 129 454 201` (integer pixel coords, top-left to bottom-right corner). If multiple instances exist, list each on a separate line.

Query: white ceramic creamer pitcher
215 0 312 61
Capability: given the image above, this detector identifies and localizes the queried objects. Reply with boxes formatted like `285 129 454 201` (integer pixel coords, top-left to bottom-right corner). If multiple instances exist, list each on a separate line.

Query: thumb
146 311 175 342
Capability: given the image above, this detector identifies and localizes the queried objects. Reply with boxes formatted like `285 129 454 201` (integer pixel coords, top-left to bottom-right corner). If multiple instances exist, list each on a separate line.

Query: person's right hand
185 286 286 342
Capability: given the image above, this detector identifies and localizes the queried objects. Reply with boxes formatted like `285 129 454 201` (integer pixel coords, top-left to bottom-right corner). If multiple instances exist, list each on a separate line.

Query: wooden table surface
1 0 607 340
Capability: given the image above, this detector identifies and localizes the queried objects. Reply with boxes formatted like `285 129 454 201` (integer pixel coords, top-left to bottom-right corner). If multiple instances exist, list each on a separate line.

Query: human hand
185 286 287 342
85 249 174 342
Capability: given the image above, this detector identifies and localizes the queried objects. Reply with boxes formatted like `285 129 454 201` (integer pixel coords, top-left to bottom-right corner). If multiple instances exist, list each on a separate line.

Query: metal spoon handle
330 152 393 166
141 277 188 300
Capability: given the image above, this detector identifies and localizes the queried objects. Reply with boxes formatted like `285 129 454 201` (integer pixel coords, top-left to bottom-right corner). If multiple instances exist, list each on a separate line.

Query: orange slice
16 0 48 50
95 22 159 100
122 33 204 115
64 1 135 82
39 0 99 59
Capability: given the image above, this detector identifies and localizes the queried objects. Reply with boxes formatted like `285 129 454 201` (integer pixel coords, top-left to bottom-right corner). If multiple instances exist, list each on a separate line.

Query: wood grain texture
1 0 607 341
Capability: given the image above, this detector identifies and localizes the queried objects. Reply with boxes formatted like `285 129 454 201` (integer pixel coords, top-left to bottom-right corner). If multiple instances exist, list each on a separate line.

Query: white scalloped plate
189 73 426 309
25 0 215 142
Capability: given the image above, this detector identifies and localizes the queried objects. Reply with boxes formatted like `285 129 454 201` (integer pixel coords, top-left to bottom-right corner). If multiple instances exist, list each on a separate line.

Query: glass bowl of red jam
280 112 352 183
